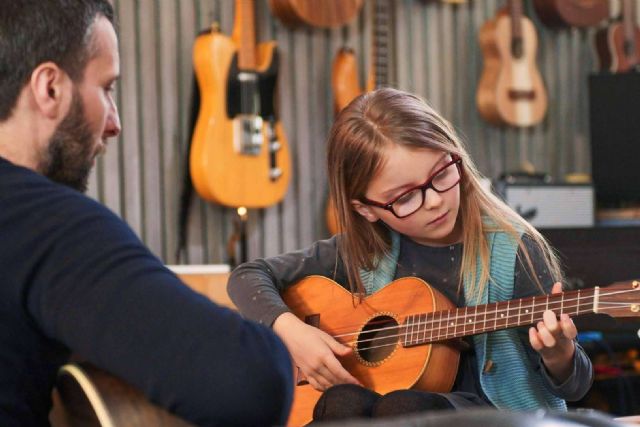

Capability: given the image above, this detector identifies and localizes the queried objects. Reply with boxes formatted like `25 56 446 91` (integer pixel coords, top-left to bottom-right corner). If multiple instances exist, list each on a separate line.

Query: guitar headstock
596 280 640 318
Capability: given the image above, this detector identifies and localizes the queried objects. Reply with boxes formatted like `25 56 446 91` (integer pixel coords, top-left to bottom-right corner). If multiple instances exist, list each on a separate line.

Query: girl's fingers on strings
528 326 544 352
542 310 560 335
559 313 578 340
535 320 558 348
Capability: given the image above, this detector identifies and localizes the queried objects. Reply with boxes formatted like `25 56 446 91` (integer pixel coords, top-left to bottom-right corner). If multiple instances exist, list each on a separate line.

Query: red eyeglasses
361 156 462 219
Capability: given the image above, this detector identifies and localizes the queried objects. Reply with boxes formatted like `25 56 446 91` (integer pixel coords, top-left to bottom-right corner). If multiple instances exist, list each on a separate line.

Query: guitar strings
331 288 637 339
348 295 636 349
348 301 634 353
320 288 639 352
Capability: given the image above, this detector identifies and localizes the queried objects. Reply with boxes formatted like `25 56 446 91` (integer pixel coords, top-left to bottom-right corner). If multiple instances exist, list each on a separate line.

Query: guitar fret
576 290 580 316
517 298 522 327
531 296 535 323
423 312 429 344
463 306 468 336
482 303 488 334
545 294 549 313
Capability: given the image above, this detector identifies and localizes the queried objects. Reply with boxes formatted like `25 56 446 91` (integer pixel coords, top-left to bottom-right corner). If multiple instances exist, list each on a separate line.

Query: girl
227 88 593 422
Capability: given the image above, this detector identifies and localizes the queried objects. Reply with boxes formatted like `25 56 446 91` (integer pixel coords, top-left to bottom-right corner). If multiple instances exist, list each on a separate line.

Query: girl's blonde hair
327 88 562 299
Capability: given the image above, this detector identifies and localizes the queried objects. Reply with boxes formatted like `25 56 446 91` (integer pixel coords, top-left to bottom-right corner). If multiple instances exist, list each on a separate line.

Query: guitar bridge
234 115 264 155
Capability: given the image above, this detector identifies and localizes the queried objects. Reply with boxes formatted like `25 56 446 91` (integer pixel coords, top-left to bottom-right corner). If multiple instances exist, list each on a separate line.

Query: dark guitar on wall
282 276 640 426
190 0 291 208
533 0 608 29
594 0 640 73
268 0 363 29
476 0 548 128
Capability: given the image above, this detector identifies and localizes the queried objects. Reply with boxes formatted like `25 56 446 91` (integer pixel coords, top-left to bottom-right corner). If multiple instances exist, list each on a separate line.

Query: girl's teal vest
359 231 567 411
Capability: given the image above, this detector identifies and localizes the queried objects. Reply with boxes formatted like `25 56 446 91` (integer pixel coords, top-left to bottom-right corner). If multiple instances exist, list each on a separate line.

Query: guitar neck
508 0 524 59
373 0 392 88
234 0 257 70
402 285 637 347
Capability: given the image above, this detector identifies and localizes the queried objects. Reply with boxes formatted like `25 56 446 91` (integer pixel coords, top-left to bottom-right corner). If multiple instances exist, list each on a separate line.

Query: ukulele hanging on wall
190 0 291 208
476 0 548 128
594 0 640 73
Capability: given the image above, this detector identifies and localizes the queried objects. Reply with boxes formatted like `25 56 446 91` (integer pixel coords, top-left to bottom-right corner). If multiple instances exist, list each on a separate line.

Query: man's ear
351 200 380 223
29 62 71 119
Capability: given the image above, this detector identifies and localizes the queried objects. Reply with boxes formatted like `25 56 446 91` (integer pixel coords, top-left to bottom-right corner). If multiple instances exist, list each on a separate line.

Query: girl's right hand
273 312 362 391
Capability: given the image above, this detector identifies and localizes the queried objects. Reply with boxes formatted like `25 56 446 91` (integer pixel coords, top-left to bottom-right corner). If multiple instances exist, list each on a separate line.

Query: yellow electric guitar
190 0 291 208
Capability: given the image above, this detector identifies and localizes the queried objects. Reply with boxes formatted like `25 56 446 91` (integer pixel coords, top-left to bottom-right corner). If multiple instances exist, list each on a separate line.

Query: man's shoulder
0 157 120 226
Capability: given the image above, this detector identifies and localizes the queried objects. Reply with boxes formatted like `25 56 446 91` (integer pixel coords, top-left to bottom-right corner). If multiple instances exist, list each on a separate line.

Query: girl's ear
351 200 380 223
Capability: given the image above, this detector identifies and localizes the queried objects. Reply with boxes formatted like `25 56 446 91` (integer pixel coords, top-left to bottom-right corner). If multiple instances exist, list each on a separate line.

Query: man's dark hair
0 0 115 121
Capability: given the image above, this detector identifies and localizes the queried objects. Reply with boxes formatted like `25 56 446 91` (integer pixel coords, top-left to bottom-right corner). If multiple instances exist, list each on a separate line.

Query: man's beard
41 92 96 193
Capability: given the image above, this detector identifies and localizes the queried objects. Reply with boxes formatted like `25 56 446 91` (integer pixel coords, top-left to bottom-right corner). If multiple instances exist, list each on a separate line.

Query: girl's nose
422 188 443 210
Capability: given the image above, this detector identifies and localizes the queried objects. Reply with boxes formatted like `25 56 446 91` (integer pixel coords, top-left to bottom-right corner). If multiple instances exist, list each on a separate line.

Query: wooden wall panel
85 0 639 265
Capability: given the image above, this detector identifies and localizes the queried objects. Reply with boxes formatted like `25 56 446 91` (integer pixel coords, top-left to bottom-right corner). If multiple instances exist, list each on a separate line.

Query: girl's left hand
528 282 577 383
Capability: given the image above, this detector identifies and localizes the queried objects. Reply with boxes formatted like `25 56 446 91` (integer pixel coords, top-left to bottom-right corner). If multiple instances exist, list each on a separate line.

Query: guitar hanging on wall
268 0 363 29
476 0 548 128
594 0 640 73
326 0 395 234
532 0 608 29
190 0 291 208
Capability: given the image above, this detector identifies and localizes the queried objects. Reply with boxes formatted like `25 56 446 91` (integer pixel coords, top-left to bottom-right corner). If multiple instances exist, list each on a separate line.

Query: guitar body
283 276 460 426
327 47 365 235
331 46 374 114
324 197 340 235
608 23 640 73
53 363 193 427
533 0 608 28
190 29 291 208
269 0 363 29
477 12 548 127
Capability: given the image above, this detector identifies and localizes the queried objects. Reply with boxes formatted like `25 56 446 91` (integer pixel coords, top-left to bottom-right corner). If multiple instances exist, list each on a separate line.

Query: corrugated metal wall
87 0 635 265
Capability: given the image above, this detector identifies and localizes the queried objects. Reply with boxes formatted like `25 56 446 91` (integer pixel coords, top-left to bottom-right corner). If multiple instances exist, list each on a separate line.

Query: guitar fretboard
236 0 257 70
373 0 392 88
402 288 595 346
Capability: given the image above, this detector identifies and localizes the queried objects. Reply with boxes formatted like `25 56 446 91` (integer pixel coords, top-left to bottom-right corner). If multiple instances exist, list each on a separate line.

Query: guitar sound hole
357 315 399 363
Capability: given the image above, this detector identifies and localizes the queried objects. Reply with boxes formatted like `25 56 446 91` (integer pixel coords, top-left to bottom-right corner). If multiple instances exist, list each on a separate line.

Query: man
0 1 293 426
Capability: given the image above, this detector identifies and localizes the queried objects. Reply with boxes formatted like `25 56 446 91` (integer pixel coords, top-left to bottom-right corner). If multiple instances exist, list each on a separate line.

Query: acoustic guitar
533 0 608 29
268 0 363 29
190 0 291 208
326 0 396 235
52 363 193 427
283 276 640 426
594 0 640 73
476 0 548 127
